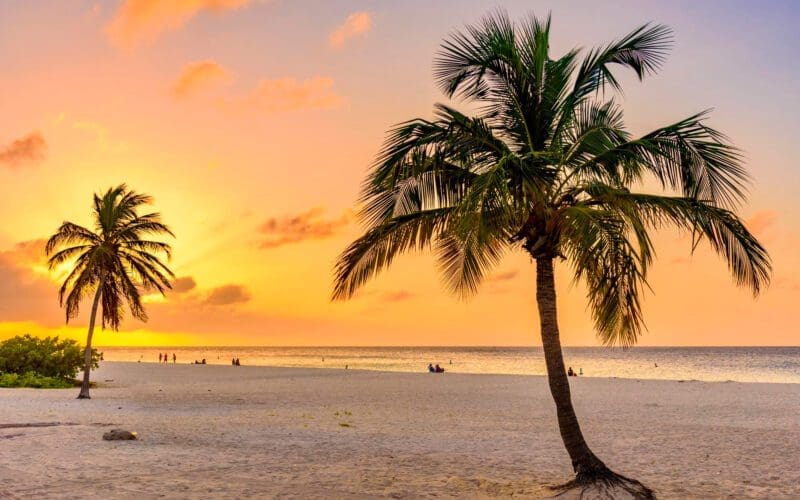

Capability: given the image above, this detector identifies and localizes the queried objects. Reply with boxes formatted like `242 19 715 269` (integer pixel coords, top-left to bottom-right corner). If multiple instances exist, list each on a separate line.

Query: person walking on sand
173 353 176 364
158 353 162 363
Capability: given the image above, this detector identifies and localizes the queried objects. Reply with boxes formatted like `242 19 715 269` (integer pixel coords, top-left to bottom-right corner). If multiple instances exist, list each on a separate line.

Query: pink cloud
0 132 47 169
106 0 252 48
172 60 229 98
258 207 351 249
329 11 372 49
234 77 343 112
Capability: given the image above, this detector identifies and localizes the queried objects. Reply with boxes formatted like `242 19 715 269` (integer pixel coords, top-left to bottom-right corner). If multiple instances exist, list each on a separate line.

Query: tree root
551 467 656 500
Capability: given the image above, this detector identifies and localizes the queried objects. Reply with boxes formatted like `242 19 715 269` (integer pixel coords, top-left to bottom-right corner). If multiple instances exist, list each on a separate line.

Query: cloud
0 241 62 326
746 210 778 237
203 284 251 306
172 60 229 98
258 207 350 249
381 290 415 303
329 11 371 49
172 276 198 294
72 120 129 153
106 0 251 48
487 270 519 283
0 132 47 169
235 76 343 112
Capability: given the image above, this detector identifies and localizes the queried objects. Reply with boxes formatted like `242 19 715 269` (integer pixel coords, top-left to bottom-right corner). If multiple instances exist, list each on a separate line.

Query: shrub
0 372 73 389
0 334 101 380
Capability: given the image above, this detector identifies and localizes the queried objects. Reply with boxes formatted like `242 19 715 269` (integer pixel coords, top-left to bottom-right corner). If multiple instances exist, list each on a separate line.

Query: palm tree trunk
77 283 103 399
535 257 608 478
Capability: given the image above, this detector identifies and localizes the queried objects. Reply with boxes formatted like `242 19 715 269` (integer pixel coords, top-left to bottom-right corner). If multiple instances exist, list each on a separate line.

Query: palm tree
333 12 770 498
46 184 174 399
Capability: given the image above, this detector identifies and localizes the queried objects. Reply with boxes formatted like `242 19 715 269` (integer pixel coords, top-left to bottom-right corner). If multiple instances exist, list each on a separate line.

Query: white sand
1 362 798 499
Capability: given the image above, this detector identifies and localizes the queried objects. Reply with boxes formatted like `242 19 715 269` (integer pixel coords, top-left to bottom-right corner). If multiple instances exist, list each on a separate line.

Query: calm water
99 346 800 384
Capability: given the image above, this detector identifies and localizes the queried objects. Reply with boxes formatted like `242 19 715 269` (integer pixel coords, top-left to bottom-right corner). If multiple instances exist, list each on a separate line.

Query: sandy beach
1 362 799 499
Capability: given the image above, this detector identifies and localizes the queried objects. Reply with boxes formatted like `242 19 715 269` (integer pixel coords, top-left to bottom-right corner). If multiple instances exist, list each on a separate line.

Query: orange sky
1 0 798 347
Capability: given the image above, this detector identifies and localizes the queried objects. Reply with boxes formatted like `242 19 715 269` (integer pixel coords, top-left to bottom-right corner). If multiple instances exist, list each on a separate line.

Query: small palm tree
46 184 174 399
333 12 770 497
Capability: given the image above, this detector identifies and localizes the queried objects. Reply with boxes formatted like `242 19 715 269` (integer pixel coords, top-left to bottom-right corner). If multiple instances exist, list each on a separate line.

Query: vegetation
333 11 770 498
0 372 74 389
0 334 100 382
46 184 174 399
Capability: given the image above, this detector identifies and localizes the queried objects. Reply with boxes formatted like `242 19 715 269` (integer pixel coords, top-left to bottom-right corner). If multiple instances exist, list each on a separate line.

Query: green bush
0 334 101 380
0 372 73 389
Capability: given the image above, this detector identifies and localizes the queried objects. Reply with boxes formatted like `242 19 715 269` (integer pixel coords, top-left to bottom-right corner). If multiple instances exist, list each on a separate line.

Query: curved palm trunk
535 257 608 477
77 284 103 399
535 258 655 498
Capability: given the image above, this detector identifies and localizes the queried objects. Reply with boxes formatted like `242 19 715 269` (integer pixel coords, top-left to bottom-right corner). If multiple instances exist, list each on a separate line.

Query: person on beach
428 363 435 373
579 368 583 376
567 367 575 377
173 353 176 364
434 364 445 373
159 353 162 363
235 358 240 366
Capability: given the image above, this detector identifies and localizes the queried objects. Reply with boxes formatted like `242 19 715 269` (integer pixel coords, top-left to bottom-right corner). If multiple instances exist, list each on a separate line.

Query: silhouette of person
159 353 162 363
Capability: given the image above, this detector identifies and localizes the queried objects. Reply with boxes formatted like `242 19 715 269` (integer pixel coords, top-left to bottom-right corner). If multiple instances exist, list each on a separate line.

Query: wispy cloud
232 76 343 112
0 132 47 169
329 11 372 49
203 284 251 306
746 210 778 237
105 0 252 48
172 60 229 98
486 270 519 283
258 207 350 249
72 120 129 153
381 290 415 303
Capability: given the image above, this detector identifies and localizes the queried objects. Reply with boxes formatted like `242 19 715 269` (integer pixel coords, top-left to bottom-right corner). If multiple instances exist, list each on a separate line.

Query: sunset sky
1 0 798 347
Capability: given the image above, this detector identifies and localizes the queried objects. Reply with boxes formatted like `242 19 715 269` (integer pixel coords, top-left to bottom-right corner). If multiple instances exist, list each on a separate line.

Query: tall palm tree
333 12 770 497
46 184 174 399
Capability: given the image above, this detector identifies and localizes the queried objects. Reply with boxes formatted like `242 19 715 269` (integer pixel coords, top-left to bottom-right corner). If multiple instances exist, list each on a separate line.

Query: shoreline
92 360 800 386
2 362 799 498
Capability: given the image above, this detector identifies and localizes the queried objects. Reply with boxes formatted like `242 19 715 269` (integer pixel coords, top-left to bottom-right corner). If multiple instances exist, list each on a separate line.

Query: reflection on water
99 346 800 384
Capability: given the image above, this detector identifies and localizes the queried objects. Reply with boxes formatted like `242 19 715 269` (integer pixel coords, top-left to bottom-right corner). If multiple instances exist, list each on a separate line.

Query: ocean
99 346 800 384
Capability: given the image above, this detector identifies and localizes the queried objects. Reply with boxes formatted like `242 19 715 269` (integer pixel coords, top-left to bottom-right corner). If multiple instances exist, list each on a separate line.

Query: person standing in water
173 353 177 364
